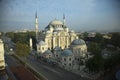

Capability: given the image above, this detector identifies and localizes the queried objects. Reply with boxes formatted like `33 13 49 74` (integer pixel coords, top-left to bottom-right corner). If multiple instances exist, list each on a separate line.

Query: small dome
70 30 74 33
49 19 63 25
43 50 52 54
38 40 46 45
71 39 86 45
61 49 73 57
54 46 61 50
53 31 58 34
46 31 51 34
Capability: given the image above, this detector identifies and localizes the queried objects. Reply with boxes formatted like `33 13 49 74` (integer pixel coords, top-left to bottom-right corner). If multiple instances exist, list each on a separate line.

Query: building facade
30 13 88 71
40 39 88 71
0 39 5 70
53 39 88 71
36 15 78 53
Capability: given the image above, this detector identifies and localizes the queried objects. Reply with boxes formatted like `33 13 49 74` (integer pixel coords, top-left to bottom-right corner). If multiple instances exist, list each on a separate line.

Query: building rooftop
71 39 86 45
61 49 73 57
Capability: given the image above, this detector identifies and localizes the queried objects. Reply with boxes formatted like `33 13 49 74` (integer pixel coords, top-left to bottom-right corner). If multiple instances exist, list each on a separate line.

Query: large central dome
49 19 63 25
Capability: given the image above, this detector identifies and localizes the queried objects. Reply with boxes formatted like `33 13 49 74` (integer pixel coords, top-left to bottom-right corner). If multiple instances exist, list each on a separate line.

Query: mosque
29 13 88 71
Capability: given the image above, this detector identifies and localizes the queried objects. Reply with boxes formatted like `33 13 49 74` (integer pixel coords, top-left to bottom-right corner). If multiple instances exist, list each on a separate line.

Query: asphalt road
5 55 20 80
26 55 88 80
5 55 21 67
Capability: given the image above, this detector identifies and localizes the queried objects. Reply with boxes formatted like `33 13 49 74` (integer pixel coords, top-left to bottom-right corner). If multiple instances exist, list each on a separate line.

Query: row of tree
16 42 30 57
82 32 120 48
86 42 104 72
86 42 120 72
5 31 36 44
5 31 36 56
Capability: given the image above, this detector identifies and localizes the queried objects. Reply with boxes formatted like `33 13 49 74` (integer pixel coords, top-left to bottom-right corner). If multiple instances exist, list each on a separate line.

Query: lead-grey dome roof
49 19 63 25
71 39 86 45
54 46 61 50
61 49 73 57
38 40 46 45
43 50 52 54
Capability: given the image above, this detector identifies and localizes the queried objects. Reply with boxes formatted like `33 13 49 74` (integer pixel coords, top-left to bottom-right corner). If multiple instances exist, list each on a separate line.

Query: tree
86 42 104 72
94 33 104 43
16 42 30 57
31 36 37 50
111 32 120 47
88 42 101 54
83 32 88 38
13 32 29 44
104 51 120 70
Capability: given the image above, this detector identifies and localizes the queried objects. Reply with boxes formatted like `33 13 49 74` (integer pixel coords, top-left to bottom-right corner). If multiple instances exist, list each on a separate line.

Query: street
5 54 38 80
26 55 88 80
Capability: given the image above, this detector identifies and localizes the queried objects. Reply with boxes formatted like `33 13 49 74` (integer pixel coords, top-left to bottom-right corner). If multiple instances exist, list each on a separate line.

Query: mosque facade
0 39 5 71
30 13 88 71
36 14 79 52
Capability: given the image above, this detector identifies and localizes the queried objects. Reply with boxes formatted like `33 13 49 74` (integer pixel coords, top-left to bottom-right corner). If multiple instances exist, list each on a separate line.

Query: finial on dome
63 13 65 19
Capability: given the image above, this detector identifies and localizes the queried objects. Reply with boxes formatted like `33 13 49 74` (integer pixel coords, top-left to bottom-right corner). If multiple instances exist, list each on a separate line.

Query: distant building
103 34 111 39
88 32 96 37
0 39 5 71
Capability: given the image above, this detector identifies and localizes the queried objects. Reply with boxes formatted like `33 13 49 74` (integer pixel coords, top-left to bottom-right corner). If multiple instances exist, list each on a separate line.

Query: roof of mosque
61 49 73 57
43 50 52 54
54 46 61 50
71 39 86 45
49 19 63 25
38 40 46 45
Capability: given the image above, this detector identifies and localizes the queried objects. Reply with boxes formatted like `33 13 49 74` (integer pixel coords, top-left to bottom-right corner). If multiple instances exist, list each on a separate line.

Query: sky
0 0 120 32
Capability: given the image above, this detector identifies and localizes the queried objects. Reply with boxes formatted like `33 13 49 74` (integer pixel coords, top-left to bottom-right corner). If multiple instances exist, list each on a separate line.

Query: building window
75 58 77 60
64 58 66 61
69 63 71 66
56 55 58 57
42 47 44 50
69 58 71 61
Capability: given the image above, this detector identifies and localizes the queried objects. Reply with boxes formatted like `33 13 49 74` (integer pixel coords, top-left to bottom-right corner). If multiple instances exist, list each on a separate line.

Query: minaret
63 14 66 26
35 12 38 42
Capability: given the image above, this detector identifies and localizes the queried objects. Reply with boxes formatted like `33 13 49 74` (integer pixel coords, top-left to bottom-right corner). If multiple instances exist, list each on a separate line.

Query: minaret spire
35 11 37 18
63 14 65 26
35 11 38 42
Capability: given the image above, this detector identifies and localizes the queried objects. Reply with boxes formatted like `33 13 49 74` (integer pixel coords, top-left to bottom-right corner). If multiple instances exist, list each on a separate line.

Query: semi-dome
49 19 63 25
71 39 86 45
43 50 52 54
53 31 58 34
54 46 61 50
38 40 46 45
61 49 73 57
46 31 51 34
